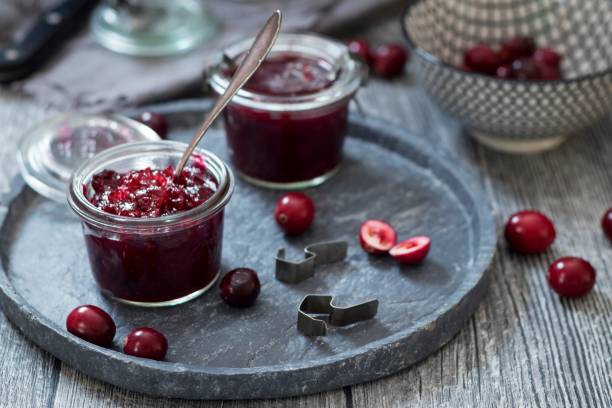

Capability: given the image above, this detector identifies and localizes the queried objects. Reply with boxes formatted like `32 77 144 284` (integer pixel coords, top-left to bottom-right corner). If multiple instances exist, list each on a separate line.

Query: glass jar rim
208 33 366 112
67 140 234 232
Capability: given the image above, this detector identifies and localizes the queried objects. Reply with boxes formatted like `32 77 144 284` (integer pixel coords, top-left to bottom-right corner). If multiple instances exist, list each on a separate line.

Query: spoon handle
175 10 282 177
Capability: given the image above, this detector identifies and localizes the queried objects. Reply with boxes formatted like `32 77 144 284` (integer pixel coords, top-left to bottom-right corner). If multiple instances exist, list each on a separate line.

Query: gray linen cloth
0 0 401 110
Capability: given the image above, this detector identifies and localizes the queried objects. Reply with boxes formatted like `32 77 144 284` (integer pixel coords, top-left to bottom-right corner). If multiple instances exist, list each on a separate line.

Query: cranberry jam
210 34 364 189
69 142 234 306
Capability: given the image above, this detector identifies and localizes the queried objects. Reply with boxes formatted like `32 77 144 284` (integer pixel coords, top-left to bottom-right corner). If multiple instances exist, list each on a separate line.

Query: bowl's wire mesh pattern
403 0 612 141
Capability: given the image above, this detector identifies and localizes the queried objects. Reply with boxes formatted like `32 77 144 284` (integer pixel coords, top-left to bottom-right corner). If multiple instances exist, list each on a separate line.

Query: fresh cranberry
66 305 116 347
500 37 536 63
389 236 431 264
347 39 374 65
495 64 515 79
505 210 556 253
137 112 168 139
463 44 502 75
123 327 168 360
359 220 397 254
539 64 561 80
373 44 409 78
548 257 596 298
512 58 542 80
602 208 612 241
274 192 315 234
219 268 260 307
534 47 562 67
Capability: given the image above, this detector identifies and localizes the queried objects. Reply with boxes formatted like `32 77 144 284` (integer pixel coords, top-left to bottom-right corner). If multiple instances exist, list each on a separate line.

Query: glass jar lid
18 113 160 203
208 33 367 112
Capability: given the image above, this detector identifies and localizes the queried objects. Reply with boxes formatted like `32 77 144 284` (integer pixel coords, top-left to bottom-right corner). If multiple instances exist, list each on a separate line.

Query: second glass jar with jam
209 34 365 189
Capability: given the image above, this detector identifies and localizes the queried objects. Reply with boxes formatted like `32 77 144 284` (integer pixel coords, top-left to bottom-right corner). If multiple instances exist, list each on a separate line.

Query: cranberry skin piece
274 192 315 234
534 47 562 67
548 257 596 298
500 37 536 63
512 58 542 80
390 236 431 264
219 268 261 307
539 64 561 80
373 44 409 78
137 112 168 139
463 44 502 75
123 327 168 361
602 208 612 241
359 220 397 254
495 64 515 79
505 210 556 253
66 305 116 347
347 39 374 65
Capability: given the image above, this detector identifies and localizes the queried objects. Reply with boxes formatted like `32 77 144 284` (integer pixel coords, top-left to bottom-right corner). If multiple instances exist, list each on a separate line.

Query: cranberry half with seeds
505 210 556 254
137 112 168 139
220 268 261 307
548 257 596 298
66 305 116 347
359 220 397 254
390 236 431 264
123 327 168 361
274 192 315 235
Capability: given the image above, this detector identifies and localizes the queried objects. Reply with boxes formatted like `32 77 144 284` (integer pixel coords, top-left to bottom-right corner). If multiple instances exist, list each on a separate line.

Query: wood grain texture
1 16 611 408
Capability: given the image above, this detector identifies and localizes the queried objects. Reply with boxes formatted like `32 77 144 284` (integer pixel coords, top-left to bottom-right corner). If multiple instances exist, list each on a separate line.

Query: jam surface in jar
87 161 217 217
241 54 335 97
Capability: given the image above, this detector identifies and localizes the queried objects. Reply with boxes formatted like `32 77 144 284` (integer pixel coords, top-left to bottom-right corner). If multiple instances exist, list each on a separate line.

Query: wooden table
1 20 610 408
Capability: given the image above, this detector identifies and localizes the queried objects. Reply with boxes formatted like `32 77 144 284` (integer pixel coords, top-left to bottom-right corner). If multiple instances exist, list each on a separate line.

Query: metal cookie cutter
297 295 379 336
275 240 348 284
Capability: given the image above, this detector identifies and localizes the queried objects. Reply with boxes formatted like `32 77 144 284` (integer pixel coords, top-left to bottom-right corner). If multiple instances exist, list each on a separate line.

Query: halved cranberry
347 39 374 65
548 257 596 298
220 268 260 307
500 37 536 63
495 64 515 79
390 236 431 264
534 47 562 68
66 305 116 347
464 44 502 75
373 44 409 78
512 58 542 80
505 210 556 253
359 220 397 254
602 208 612 241
274 192 315 235
123 327 168 361
137 112 168 139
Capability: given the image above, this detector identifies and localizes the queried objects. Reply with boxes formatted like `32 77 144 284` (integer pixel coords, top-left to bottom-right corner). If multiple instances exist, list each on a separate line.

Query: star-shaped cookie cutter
297 294 379 336
275 240 348 284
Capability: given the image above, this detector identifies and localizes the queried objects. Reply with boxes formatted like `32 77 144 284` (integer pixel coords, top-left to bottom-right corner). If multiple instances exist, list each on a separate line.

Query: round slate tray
0 100 496 400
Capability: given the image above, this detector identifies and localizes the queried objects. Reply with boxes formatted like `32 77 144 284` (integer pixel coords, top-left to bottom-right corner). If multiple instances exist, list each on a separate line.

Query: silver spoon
174 10 282 178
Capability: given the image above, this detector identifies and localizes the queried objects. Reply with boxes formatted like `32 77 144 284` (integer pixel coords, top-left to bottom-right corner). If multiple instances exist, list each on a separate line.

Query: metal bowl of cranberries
402 0 612 153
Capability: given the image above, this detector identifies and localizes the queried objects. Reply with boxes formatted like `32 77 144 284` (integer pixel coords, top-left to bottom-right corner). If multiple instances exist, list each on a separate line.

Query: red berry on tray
137 112 168 139
463 44 502 75
512 58 542 80
602 208 612 241
373 44 409 78
500 36 536 63
505 210 556 253
495 64 515 79
219 268 261 307
359 220 397 254
389 236 431 264
539 64 561 80
66 305 116 347
347 39 374 65
123 327 168 361
274 192 315 235
534 47 562 68
548 257 596 298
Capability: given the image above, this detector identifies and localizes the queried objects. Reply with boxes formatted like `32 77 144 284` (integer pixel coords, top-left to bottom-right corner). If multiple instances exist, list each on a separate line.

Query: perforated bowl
402 0 612 153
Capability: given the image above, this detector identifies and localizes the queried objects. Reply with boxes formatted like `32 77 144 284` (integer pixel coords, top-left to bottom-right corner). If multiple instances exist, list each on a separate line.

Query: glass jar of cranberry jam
68 141 234 307
209 34 366 189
